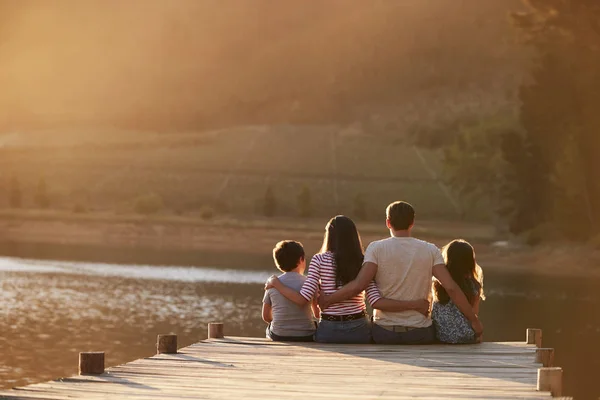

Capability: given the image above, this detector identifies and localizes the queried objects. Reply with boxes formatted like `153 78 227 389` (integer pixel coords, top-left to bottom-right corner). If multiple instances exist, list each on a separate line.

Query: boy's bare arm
311 298 321 319
262 303 273 323
319 263 378 309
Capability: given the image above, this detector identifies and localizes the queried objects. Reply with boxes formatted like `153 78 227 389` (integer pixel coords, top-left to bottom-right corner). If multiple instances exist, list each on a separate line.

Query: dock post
79 352 104 375
208 322 224 338
537 367 563 397
527 328 542 347
157 334 178 354
535 348 555 367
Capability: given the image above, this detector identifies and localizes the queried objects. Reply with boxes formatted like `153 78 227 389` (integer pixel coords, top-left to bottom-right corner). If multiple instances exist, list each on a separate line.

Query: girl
266 215 425 344
431 239 485 344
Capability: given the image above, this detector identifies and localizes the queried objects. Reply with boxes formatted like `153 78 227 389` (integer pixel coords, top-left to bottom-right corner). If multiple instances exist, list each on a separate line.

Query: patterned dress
432 279 480 344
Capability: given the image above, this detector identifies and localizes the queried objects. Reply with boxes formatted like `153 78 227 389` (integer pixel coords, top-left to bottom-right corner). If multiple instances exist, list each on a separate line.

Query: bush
264 185 276 217
589 234 600 250
521 223 565 246
134 193 163 215
72 203 87 214
297 185 312 218
8 176 21 208
200 206 215 220
35 177 50 209
353 193 367 220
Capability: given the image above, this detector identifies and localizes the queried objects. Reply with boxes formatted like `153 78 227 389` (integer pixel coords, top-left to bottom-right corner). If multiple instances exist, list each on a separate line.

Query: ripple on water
0 257 268 389
1 257 599 399
0 256 272 283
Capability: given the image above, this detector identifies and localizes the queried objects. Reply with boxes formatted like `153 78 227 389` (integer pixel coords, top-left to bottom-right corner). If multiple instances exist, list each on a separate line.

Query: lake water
1 257 599 399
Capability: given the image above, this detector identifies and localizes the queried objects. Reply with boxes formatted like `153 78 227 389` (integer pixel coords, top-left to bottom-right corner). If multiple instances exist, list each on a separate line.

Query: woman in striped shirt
266 215 428 343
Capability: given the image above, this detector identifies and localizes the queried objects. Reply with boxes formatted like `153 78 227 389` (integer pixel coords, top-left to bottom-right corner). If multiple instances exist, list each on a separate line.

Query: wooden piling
208 322 224 338
537 367 563 397
78 352 104 375
157 334 178 354
527 328 542 347
535 348 555 367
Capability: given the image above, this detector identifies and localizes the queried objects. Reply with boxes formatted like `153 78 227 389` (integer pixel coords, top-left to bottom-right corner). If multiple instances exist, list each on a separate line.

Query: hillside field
0 127 462 220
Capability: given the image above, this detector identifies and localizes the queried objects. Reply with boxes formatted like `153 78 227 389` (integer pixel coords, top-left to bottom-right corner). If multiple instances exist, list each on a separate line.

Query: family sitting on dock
262 201 485 344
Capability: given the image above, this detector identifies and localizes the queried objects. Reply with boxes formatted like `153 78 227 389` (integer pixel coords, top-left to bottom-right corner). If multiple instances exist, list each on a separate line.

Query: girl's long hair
433 239 485 305
320 215 364 287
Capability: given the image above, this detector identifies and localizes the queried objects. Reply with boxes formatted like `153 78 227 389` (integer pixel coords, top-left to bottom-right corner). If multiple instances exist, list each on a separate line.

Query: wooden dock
0 327 567 400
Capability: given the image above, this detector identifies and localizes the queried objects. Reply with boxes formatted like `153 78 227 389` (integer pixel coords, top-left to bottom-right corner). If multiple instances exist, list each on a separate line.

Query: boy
262 240 319 341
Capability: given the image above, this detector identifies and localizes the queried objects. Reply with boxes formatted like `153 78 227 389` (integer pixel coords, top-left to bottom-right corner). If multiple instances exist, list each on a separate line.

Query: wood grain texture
157 334 178 354
1 337 556 399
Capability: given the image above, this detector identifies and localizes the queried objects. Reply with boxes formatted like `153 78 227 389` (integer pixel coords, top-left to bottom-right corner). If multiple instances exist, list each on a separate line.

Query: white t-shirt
364 236 444 328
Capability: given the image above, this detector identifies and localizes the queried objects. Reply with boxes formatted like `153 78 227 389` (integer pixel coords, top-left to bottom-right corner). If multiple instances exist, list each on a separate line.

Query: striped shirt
299 251 382 316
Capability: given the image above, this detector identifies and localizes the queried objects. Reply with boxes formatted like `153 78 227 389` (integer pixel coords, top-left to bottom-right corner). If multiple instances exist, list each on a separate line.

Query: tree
505 1 600 237
263 185 276 217
8 176 21 208
134 193 163 215
297 185 312 218
34 177 50 209
442 120 509 220
353 193 367 220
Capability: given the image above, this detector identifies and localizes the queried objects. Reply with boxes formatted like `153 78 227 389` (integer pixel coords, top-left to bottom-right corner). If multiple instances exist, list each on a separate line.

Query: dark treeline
0 0 523 131
508 0 600 239
442 0 600 241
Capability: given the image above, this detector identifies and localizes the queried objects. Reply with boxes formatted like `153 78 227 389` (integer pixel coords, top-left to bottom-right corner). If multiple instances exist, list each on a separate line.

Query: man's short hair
272 240 305 272
386 201 415 230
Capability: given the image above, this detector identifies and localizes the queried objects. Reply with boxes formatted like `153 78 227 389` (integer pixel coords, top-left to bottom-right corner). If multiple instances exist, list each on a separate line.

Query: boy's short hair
386 201 415 230
272 240 305 272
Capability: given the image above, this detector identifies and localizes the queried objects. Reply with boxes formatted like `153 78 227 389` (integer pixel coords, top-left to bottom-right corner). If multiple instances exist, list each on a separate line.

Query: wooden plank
0 337 553 400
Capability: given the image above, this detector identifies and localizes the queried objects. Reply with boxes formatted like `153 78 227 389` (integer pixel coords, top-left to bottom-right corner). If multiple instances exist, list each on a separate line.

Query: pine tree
353 193 367 220
8 176 21 208
297 185 312 218
264 185 276 217
35 177 50 209
509 1 600 236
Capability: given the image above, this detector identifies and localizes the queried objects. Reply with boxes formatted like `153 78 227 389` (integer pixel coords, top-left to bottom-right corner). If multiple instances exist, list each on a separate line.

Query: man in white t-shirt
320 201 483 344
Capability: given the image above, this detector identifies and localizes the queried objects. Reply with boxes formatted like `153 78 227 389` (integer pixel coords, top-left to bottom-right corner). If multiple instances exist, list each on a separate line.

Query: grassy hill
0 1 529 222
0 127 461 220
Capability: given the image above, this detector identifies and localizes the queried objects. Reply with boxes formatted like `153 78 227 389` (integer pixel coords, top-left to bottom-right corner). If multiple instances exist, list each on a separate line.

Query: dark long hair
320 215 364 287
433 239 485 305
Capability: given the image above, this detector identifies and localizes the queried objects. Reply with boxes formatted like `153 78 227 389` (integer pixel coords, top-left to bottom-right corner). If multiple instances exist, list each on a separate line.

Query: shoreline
1 211 599 278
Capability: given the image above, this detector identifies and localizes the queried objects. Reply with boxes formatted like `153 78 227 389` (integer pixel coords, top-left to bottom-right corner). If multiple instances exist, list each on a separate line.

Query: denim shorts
314 316 372 344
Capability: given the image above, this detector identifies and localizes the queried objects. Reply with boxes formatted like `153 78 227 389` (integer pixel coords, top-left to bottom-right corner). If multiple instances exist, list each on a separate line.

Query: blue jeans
371 323 436 345
314 317 372 344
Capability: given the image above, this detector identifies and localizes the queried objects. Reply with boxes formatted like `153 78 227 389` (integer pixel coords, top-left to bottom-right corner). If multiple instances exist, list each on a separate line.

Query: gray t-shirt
262 272 316 337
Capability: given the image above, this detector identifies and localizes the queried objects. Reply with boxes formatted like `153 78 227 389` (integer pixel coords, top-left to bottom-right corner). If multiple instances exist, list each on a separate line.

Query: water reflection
1 261 268 389
1 259 599 399
0 256 272 283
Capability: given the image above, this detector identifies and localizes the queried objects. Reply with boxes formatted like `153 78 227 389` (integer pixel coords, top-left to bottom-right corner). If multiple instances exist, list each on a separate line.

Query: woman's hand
414 299 431 316
264 275 281 290
318 293 331 310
